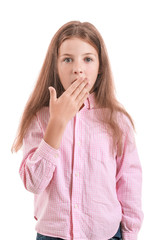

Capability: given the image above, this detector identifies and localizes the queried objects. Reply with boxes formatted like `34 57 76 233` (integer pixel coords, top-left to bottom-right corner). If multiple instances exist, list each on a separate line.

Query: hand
48 77 90 125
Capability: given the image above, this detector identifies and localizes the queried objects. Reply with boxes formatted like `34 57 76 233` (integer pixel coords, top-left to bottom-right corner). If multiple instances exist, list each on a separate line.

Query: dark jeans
36 234 63 240
36 224 122 240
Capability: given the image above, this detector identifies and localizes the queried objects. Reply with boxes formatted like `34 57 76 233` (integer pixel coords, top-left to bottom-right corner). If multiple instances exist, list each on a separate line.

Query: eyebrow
59 53 96 57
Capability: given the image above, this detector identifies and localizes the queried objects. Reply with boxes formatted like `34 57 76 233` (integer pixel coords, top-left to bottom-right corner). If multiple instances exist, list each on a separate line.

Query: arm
116 119 144 240
19 113 65 194
44 116 67 149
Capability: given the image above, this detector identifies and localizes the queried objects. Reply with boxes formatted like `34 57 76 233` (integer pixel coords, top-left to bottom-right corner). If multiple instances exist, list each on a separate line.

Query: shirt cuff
36 139 60 165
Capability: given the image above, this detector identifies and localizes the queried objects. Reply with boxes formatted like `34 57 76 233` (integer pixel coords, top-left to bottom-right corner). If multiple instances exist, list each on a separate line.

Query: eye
63 58 72 63
84 57 93 62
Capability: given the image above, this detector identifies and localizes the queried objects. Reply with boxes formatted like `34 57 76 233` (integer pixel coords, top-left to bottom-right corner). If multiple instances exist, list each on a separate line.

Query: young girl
12 21 143 240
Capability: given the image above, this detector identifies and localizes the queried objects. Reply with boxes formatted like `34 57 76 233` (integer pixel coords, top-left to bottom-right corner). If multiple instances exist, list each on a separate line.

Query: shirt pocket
89 127 113 164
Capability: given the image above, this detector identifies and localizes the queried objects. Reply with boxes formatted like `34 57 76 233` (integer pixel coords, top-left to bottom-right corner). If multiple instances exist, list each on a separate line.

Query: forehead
58 37 98 55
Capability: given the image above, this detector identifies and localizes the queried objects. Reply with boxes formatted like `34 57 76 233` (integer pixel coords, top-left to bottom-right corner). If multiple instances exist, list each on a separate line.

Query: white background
0 0 157 239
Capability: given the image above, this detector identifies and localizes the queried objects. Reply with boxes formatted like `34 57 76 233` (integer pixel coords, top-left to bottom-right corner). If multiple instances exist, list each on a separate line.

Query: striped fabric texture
19 92 143 240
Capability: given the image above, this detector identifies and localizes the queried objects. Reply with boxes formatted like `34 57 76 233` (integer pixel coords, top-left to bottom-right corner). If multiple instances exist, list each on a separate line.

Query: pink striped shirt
19 92 143 240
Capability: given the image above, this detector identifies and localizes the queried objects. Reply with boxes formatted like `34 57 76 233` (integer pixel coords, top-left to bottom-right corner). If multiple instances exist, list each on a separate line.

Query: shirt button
78 141 81 146
54 154 58 158
75 172 79 177
74 204 78 208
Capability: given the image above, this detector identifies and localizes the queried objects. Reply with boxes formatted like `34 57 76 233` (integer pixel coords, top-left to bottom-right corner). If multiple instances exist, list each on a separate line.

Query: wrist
49 116 67 128
44 116 67 149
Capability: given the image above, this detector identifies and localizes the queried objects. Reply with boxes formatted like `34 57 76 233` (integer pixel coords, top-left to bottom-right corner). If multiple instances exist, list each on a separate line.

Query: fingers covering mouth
71 79 77 84
71 77 87 84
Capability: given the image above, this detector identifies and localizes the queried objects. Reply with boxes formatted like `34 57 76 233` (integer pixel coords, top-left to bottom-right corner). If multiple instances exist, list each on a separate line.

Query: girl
12 21 143 240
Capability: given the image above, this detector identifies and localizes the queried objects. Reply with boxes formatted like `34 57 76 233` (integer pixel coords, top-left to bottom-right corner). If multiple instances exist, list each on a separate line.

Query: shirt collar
84 91 97 110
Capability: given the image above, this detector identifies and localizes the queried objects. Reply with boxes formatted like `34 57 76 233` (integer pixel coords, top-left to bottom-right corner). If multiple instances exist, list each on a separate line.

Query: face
57 38 99 93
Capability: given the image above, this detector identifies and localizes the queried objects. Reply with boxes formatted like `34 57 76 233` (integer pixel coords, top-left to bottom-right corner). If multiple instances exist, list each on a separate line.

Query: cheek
87 65 99 78
58 68 71 90
58 65 68 81
60 65 71 77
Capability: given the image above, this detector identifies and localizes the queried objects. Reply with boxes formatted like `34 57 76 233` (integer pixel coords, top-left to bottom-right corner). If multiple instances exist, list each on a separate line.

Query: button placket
71 115 82 236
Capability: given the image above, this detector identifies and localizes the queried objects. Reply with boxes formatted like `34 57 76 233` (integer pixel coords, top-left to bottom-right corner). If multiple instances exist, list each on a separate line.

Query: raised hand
48 77 90 125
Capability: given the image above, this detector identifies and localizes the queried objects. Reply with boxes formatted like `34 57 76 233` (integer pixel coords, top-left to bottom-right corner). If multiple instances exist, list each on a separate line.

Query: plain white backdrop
0 0 157 239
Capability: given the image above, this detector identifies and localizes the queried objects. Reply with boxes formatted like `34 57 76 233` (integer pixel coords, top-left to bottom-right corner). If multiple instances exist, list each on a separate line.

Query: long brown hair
12 21 135 155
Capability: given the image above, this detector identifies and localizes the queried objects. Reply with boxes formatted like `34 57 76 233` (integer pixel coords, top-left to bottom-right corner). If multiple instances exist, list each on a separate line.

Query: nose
73 62 83 75
73 69 83 74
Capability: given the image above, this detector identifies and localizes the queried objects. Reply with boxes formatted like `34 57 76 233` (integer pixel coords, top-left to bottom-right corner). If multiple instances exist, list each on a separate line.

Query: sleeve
19 113 61 194
116 118 144 240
